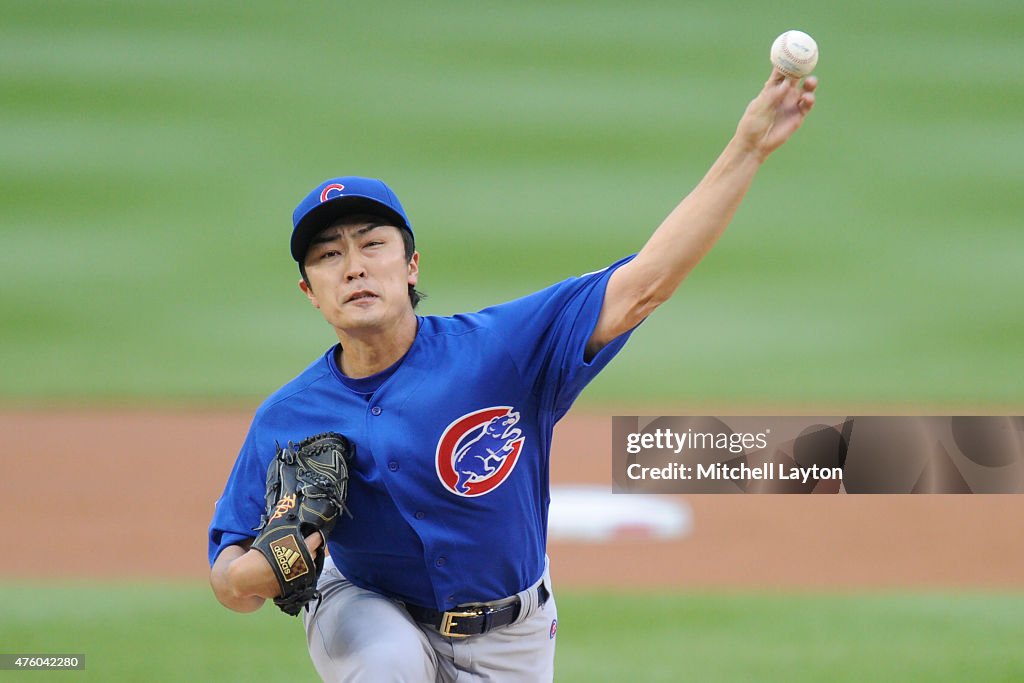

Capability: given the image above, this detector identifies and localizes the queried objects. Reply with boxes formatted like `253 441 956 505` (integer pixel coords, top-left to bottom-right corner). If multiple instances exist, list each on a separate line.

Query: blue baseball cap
290 176 413 262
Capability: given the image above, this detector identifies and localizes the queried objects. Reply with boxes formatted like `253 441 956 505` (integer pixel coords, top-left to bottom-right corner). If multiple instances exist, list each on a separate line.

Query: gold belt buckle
439 609 481 638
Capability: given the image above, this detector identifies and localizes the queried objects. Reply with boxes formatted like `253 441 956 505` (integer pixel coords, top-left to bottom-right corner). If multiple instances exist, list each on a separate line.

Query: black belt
405 583 550 638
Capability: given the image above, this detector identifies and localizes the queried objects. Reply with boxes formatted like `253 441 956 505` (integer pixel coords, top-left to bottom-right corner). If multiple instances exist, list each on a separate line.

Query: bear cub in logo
453 412 523 493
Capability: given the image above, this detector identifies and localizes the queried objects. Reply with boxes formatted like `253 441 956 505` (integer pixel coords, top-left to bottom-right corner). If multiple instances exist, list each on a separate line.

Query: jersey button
435 557 447 567
414 511 425 520
370 406 382 416
388 461 399 472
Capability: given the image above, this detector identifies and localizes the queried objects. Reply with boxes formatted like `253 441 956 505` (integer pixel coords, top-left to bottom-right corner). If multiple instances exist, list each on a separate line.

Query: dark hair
298 216 425 310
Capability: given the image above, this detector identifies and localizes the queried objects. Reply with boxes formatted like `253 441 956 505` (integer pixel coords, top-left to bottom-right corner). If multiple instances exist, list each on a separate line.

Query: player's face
300 221 419 334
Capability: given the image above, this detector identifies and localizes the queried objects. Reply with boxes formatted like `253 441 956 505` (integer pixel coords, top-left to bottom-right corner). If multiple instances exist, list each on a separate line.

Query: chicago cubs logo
435 407 525 497
319 183 345 202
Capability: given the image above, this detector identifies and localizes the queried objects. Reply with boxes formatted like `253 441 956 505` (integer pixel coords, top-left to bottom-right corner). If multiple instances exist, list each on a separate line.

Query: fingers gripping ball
252 433 353 616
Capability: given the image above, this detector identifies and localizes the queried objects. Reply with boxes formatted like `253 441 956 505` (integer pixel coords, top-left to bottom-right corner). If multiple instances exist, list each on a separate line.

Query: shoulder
413 256 637 340
415 312 490 338
478 256 638 320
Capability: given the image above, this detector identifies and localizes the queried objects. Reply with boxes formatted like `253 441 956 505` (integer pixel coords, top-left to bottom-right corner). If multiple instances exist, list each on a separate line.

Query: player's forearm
593 71 817 351
210 545 275 613
587 137 764 356
635 136 763 306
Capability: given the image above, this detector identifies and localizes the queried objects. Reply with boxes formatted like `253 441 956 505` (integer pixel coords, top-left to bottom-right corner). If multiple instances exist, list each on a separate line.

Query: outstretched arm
587 68 818 357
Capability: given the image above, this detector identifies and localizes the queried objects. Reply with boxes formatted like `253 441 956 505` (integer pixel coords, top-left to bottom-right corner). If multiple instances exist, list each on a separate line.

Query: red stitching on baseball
781 34 815 64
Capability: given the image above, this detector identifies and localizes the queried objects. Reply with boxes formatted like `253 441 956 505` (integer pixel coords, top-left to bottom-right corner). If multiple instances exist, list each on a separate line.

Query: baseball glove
252 432 353 616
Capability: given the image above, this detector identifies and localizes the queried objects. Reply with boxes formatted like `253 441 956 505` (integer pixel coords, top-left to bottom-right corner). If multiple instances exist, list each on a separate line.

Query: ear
407 251 420 287
299 278 320 309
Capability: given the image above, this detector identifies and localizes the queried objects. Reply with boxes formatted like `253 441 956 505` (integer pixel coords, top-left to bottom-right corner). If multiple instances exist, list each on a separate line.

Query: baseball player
209 68 817 681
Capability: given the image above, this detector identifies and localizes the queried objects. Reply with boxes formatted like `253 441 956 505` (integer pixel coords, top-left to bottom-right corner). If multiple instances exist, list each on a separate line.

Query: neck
334 312 418 378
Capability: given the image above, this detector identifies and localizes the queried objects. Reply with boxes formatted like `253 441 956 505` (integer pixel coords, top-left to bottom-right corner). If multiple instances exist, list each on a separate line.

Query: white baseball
770 30 818 78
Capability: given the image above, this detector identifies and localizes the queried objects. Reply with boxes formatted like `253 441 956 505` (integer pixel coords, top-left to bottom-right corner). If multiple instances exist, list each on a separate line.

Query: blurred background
3 0 1022 408
1 0 1022 680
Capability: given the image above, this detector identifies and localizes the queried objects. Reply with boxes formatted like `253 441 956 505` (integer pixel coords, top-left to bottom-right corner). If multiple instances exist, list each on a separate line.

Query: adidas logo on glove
271 535 310 581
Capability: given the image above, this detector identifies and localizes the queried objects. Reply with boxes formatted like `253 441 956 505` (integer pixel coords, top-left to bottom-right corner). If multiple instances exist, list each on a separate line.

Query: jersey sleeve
470 254 639 421
207 417 274 566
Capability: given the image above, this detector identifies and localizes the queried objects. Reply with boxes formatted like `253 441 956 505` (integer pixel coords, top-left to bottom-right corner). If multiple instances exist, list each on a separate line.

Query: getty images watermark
624 426 840 484
612 416 1024 494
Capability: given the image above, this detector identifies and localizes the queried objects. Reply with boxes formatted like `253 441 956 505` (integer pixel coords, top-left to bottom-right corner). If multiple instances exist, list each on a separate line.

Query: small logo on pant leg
550 619 558 639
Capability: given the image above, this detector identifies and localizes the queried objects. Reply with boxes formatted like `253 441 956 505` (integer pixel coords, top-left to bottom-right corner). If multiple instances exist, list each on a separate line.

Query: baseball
770 30 818 78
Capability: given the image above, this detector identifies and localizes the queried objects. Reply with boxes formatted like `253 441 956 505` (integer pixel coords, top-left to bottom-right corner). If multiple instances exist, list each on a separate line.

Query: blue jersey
209 255 636 610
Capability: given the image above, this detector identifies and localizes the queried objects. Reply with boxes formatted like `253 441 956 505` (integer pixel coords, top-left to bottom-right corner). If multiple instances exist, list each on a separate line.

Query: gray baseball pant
303 555 557 682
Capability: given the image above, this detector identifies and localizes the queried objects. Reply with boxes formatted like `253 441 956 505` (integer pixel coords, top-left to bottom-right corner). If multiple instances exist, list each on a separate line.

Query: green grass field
2 584 1022 682
2 0 1022 407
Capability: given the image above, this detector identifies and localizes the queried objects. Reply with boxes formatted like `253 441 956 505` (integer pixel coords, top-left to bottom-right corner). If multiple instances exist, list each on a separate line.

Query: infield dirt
4 409 1022 588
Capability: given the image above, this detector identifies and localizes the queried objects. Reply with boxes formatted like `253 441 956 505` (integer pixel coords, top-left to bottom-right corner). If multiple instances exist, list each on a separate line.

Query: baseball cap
290 176 413 262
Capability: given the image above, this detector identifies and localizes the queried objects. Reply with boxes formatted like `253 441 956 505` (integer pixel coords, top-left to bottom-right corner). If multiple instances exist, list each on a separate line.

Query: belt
405 583 550 638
